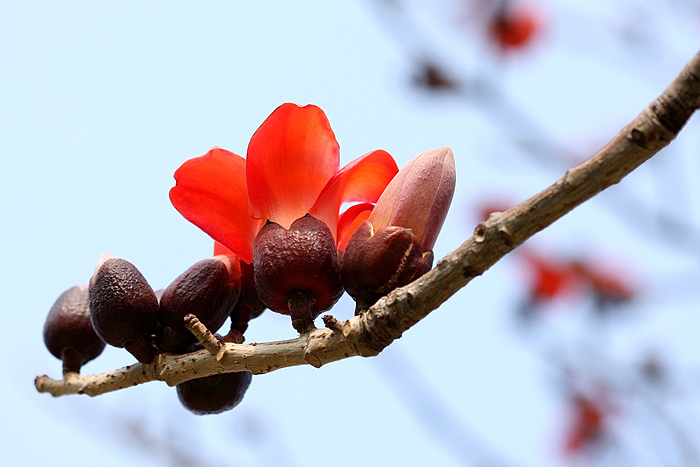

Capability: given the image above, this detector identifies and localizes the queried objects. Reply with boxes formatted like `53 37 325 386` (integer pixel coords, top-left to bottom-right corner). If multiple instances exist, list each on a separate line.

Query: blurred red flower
488 4 543 51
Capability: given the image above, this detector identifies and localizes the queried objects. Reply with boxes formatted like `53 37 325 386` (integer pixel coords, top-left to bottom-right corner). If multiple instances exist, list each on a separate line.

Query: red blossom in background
521 250 579 305
573 261 636 308
488 3 543 52
564 394 611 456
520 249 636 311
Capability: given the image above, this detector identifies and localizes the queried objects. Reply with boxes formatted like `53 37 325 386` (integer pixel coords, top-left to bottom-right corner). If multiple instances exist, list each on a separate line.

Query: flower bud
253 214 342 333
176 369 252 415
159 255 242 353
368 147 455 252
89 255 159 364
175 334 252 415
43 284 106 374
341 147 455 308
341 221 433 310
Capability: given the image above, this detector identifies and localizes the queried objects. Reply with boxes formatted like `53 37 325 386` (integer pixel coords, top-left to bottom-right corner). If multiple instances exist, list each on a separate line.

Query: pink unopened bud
368 147 455 252
341 147 455 310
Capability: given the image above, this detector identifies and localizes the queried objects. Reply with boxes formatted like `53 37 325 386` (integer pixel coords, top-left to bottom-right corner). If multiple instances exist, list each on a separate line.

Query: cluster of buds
43 251 262 414
42 103 456 415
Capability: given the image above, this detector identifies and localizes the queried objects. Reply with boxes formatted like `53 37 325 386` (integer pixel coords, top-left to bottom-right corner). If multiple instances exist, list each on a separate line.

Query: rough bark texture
36 50 700 398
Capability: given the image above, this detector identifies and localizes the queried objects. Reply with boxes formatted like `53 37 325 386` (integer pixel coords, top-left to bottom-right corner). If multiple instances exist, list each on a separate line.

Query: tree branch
35 50 700 398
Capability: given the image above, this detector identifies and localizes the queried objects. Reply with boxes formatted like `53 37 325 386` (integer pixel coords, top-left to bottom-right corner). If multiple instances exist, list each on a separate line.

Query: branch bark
36 50 700 398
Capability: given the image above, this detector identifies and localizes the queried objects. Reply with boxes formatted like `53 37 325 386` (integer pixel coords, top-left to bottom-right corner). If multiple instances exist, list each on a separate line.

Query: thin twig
184 313 222 357
35 50 700 398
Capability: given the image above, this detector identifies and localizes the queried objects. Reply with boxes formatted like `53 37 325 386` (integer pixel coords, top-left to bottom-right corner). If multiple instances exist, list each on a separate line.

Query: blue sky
4 2 700 466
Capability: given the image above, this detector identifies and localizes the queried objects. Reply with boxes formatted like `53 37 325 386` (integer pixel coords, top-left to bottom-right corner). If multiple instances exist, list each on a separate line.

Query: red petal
247 103 340 229
214 241 235 257
170 148 258 263
336 203 374 252
310 149 398 242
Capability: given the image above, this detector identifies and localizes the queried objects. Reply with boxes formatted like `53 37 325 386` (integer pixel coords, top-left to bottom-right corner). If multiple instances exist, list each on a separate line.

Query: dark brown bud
341 221 434 310
175 334 252 415
89 256 159 363
176 370 252 415
253 214 342 333
159 256 241 353
43 285 106 374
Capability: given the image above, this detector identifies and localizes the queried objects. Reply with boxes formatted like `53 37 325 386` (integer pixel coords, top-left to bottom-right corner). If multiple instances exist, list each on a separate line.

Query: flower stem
288 291 317 334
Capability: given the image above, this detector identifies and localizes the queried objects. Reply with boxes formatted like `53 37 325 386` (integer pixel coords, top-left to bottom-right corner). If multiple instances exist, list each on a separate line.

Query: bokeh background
4 1 700 466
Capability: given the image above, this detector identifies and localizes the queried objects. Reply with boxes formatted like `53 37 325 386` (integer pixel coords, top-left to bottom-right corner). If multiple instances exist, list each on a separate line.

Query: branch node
303 328 333 368
628 128 648 148
63 371 80 382
322 314 344 333
562 168 576 187
473 223 486 243
497 225 515 252
462 264 482 278
216 343 228 363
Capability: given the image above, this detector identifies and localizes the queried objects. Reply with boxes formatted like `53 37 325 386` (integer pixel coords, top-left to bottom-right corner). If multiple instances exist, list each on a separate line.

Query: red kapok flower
170 103 398 332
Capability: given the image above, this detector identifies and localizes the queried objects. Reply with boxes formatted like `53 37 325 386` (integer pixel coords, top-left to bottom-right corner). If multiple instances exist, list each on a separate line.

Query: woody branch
35 50 700 398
